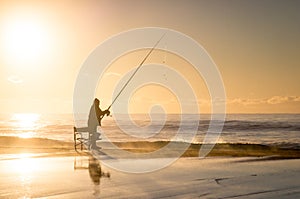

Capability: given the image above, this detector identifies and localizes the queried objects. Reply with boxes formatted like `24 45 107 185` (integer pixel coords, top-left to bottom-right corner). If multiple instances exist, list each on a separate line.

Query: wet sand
0 155 299 198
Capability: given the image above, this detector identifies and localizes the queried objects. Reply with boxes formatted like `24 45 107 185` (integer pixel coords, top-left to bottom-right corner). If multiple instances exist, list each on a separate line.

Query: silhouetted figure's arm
95 106 110 126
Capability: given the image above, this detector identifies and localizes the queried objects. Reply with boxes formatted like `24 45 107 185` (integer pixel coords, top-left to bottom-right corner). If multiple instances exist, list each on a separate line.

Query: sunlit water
0 113 299 147
0 113 74 141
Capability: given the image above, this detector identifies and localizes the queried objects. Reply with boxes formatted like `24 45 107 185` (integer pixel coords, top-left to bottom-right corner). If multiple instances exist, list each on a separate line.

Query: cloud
267 96 288 104
228 96 300 105
7 75 23 84
122 96 300 106
292 96 300 102
103 72 121 77
229 98 263 105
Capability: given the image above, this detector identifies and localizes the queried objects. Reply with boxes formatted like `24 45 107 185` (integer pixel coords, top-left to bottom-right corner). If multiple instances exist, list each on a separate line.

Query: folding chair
73 127 92 151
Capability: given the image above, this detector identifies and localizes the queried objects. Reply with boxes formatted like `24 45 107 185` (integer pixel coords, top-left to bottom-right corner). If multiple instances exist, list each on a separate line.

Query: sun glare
12 113 40 128
12 113 40 138
2 16 50 65
9 154 40 174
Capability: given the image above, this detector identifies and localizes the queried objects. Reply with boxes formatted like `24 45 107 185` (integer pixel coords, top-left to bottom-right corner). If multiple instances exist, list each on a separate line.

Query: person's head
94 98 100 106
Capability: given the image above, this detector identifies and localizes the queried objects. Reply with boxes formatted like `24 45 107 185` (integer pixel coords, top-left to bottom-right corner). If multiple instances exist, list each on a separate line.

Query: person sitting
88 98 110 150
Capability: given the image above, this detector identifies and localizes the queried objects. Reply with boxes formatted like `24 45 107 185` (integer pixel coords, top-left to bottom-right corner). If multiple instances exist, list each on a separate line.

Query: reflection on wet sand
74 155 111 184
89 156 110 197
88 156 111 185
74 154 110 198
1 155 113 198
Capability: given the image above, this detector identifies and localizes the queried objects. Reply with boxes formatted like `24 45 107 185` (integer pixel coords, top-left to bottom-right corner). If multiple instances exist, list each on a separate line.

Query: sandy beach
0 151 299 198
0 137 299 198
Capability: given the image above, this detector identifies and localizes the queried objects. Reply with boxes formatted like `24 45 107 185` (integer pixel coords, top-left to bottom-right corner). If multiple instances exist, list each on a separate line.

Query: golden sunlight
12 113 40 138
12 113 40 128
2 17 50 65
9 154 39 174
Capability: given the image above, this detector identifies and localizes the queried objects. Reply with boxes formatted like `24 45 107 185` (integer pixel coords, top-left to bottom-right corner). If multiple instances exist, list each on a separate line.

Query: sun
2 17 50 65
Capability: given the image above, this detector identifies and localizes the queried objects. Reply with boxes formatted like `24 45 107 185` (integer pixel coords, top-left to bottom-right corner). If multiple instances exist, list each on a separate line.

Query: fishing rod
106 32 167 112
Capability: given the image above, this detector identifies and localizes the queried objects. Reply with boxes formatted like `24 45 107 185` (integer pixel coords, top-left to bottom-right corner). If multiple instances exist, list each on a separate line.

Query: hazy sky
0 0 299 113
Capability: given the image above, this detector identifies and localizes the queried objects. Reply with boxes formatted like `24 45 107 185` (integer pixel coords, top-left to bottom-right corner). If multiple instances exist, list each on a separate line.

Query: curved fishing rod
106 32 167 111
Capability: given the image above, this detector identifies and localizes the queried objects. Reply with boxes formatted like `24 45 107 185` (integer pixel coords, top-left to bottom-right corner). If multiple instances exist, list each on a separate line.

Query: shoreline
0 136 299 159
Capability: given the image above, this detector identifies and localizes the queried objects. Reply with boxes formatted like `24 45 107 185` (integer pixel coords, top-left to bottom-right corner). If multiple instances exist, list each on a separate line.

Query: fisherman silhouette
88 98 110 150
74 34 164 151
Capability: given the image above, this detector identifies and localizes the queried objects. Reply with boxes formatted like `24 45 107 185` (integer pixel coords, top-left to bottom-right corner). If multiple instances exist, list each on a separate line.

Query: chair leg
74 126 91 151
73 127 77 151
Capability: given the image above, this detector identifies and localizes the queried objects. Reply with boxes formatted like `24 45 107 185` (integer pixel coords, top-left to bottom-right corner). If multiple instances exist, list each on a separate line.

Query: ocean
0 113 299 149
